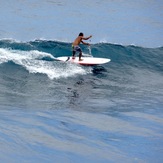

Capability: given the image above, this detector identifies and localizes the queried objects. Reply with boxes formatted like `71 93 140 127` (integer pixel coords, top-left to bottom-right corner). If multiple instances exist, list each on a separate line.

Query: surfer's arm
81 40 90 46
82 35 92 40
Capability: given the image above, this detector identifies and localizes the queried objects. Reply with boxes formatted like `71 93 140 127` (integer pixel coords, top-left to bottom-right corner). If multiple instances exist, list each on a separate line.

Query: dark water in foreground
0 40 163 162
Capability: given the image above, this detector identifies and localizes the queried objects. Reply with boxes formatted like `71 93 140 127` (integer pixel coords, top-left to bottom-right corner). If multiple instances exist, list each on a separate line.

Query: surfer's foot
79 58 83 61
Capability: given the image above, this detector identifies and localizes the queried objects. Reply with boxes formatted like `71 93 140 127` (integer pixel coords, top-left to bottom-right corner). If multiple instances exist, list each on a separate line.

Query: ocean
0 0 163 163
0 39 163 162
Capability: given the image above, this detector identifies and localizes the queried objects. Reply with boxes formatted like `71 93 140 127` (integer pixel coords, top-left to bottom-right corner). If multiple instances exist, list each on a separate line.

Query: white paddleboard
56 56 111 66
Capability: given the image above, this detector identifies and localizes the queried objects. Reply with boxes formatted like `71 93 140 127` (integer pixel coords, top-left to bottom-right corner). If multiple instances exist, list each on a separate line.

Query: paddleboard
56 56 111 66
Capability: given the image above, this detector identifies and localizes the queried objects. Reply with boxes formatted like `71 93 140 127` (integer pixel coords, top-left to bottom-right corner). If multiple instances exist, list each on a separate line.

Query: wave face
0 39 162 109
0 39 162 76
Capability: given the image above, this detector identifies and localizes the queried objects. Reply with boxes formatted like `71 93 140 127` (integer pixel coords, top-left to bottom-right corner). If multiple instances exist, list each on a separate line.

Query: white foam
0 48 90 79
99 38 108 43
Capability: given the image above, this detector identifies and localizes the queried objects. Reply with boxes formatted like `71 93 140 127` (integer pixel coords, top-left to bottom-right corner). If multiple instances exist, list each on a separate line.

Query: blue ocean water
0 39 163 162
0 0 163 163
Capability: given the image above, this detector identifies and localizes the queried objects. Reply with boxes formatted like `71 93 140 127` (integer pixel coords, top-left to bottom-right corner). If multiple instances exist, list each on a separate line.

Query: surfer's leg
72 50 75 59
72 45 76 59
77 46 83 61
79 52 83 61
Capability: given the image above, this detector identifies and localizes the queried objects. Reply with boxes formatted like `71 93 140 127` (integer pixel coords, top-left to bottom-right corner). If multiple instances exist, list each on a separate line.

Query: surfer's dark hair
79 32 84 36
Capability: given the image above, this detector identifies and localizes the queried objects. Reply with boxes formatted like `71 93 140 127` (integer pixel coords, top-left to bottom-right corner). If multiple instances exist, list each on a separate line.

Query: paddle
83 40 93 57
88 45 93 57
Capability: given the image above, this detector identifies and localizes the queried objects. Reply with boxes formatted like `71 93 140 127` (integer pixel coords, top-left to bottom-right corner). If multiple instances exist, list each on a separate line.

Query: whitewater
0 0 163 162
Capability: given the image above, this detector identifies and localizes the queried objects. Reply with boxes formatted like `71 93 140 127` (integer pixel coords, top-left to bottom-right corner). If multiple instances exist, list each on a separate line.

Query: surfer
72 33 92 61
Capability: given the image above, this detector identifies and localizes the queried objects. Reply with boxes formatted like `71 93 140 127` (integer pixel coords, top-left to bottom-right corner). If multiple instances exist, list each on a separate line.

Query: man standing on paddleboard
72 33 92 61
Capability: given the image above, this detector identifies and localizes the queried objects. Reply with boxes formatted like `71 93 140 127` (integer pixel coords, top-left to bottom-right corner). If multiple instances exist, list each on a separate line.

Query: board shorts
72 45 82 53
